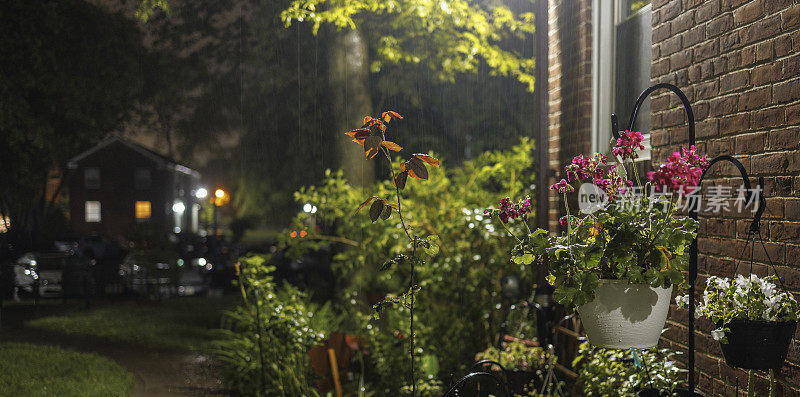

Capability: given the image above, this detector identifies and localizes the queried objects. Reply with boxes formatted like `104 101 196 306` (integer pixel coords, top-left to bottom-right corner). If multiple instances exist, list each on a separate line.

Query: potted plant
675 274 799 369
486 133 706 349
475 340 564 396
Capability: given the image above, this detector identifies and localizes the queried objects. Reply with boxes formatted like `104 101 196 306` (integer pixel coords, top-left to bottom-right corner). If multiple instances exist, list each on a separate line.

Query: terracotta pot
577 280 672 349
719 319 797 370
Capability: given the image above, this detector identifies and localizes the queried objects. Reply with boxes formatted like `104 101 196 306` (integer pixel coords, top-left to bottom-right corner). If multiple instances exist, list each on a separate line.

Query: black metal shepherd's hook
616 83 766 394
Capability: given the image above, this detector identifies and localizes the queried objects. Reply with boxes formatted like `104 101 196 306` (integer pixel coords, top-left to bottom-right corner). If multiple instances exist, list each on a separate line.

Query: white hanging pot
577 279 673 349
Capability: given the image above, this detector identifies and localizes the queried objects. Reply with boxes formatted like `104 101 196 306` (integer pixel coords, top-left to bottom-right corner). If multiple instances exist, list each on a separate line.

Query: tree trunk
328 27 374 187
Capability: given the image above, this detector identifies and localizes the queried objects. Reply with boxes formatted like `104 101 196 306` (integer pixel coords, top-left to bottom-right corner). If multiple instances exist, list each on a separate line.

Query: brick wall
547 0 593 230
651 0 800 394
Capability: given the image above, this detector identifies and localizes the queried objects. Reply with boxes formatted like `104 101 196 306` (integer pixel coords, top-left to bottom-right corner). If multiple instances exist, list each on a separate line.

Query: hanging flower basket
578 280 673 349
718 319 797 370
677 274 800 370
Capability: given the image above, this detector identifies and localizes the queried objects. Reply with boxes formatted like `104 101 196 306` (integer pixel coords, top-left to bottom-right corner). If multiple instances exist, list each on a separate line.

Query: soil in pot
719 319 797 370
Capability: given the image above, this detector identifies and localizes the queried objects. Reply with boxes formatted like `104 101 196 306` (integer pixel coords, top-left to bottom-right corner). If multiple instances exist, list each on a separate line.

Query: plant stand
615 83 769 393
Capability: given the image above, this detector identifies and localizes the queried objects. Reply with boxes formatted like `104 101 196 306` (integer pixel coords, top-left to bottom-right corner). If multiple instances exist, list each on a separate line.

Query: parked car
12 252 94 299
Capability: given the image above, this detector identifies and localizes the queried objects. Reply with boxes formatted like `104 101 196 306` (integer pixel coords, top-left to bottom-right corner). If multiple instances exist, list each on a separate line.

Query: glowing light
195 188 208 199
299 230 307 237
197 258 207 266
215 189 225 198
173 201 186 213
290 231 298 238
205 263 213 270
303 203 312 212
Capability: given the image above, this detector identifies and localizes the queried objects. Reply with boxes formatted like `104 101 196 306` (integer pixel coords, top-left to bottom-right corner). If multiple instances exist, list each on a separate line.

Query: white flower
760 281 777 298
675 295 689 307
711 328 726 341
735 274 753 291
707 276 731 290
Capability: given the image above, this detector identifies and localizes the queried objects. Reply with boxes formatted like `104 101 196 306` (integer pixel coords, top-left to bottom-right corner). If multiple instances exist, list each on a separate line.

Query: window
592 0 652 158
85 201 101 222
134 168 152 190
135 201 151 220
84 167 100 189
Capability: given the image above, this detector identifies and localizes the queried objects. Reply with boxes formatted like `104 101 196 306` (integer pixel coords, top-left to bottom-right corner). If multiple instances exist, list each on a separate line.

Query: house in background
67 136 202 239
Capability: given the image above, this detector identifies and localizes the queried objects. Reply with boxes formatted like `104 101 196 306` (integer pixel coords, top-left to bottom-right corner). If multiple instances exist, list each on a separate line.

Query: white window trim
592 1 652 159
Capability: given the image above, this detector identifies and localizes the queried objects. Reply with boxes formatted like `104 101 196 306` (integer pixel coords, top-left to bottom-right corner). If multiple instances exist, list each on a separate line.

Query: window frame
591 0 652 158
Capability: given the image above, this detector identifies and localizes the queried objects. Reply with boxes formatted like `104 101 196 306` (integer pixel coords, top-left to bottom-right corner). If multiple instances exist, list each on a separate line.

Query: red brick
786 54 800 78
719 113 749 135
694 39 720 62
696 0 721 23
751 62 783 85
752 152 789 175
775 78 800 103
720 31 741 50
786 199 800 220
751 108 785 129
739 87 771 110
710 95 739 116
652 58 670 78
719 69 750 93
707 14 733 38
683 25 706 47
733 0 765 26
695 80 719 99
653 23 672 43
673 9 695 33
662 35 683 56
770 128 800 150
783 5 800 29
756 41 773 62
736 132 767 153
788 103 800 124
775 33 793 57
741 15 781 45
662 0 683 21
671 50 692 70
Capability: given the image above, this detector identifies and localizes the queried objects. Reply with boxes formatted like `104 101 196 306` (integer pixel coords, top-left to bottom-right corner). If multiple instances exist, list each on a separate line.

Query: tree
282 0 537 90
0 0 146 241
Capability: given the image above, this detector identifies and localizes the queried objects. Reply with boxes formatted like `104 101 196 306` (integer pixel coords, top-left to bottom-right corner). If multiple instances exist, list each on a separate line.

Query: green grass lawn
0 342 133 397
27 296 238 351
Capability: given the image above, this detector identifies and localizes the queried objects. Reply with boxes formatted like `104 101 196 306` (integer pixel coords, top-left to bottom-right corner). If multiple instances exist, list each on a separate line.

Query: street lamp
212 188 228 237
195 188 208 199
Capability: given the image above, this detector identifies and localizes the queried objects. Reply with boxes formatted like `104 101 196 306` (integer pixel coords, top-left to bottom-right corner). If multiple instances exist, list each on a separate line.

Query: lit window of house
85 201 101 222
135 201 152 220
135 168 152 190
84 167 100 189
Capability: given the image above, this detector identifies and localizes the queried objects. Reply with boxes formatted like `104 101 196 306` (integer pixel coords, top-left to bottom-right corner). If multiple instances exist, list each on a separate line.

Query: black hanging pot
718 319 797 370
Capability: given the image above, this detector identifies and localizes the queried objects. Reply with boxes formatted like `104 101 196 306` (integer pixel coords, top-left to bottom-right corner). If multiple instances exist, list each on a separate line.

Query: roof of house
66 136 200 178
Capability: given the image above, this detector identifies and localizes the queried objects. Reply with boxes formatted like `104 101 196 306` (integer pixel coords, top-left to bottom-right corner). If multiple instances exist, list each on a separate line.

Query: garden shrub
573 338 685 396
282 139 537 393
213 254 337 397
